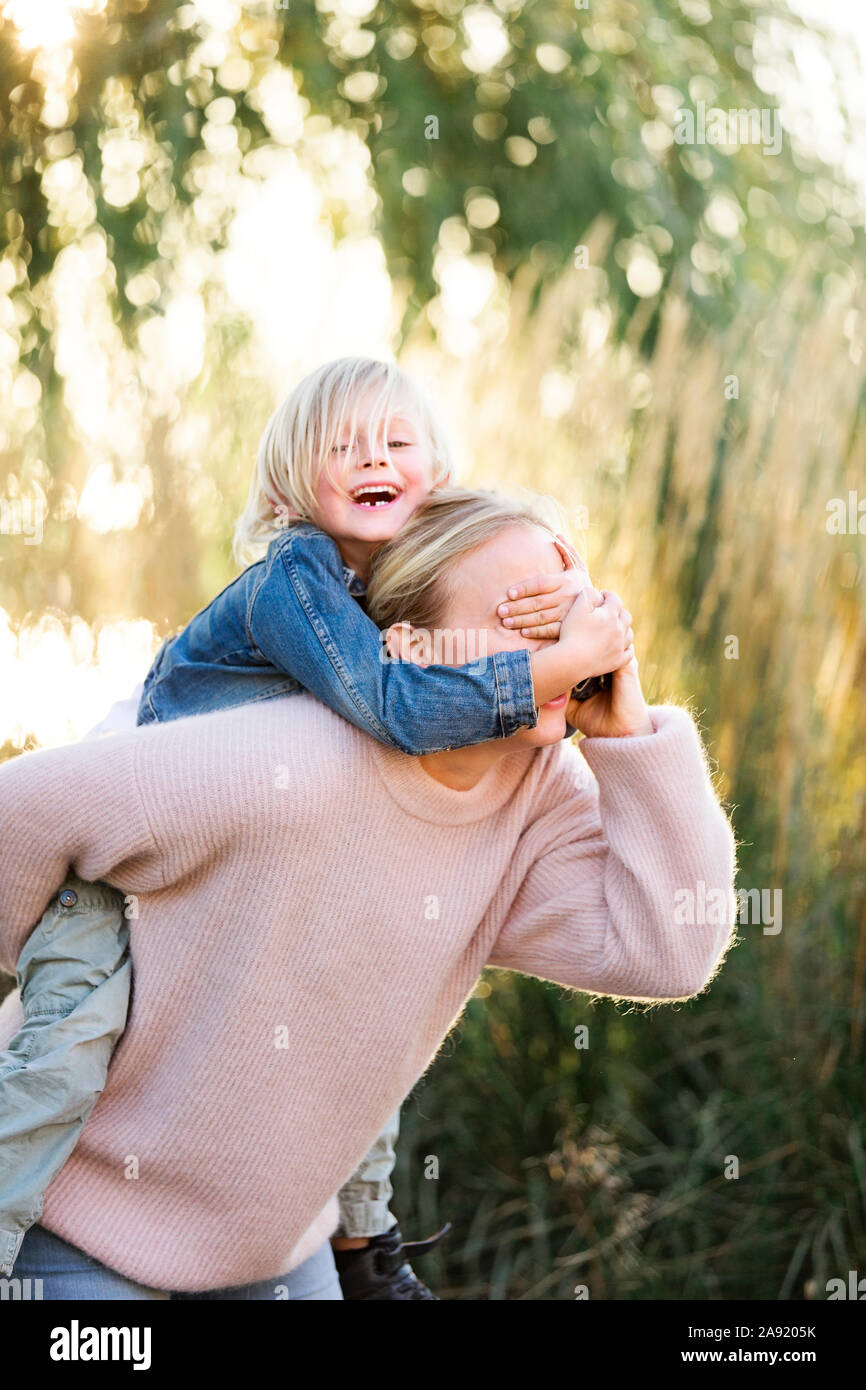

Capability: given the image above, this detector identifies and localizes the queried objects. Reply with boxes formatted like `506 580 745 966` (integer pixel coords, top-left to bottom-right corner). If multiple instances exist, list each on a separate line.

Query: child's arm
248 527 540 756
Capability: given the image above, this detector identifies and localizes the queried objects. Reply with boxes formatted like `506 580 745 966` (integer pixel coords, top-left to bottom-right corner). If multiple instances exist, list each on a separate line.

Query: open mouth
349 483 404 509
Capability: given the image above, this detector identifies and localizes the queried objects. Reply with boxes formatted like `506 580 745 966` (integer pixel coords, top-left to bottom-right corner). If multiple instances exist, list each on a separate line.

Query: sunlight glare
3 0 104 51
0 609 157 749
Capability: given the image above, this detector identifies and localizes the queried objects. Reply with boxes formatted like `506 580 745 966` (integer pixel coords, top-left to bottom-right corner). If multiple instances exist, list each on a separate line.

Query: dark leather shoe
333 1222 451 1300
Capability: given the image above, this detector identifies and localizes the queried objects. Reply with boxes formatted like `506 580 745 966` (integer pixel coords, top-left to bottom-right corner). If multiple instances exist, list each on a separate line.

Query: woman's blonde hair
365 486 566 632
233 356 457 564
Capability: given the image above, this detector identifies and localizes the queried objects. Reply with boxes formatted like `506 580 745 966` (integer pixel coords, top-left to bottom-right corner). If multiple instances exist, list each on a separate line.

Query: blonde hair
233 356 457 565
365 486 565 632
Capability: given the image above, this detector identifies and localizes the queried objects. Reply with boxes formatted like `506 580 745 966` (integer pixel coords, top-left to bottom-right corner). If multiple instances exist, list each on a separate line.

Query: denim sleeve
246 528 539 756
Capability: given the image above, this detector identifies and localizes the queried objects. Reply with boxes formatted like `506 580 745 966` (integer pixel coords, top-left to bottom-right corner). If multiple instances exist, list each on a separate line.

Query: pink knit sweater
0 695 737 1291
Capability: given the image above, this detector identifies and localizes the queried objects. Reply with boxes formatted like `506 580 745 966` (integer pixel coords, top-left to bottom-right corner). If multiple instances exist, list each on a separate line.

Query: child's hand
558 585 635 686
526 577 636 708
496 533 592 639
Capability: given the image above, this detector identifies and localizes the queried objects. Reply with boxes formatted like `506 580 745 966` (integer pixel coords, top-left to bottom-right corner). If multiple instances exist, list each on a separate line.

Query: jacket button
59 888 78 907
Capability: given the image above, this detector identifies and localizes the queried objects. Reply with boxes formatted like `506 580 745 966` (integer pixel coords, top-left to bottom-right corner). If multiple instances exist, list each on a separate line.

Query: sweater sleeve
0 733 164 974
487 705 738 1001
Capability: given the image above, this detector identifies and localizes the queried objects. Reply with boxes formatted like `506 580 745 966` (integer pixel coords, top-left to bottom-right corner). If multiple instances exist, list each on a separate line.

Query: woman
0 490 738 1299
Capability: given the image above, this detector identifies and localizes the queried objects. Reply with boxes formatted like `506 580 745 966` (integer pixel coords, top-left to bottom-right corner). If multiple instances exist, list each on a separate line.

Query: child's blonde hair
364 486 565 633
233 356 457 565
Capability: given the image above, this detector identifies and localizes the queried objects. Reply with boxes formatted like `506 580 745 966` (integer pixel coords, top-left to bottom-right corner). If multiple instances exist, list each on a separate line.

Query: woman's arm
0 734 162 973
247 526 539 756
487 705 739 1002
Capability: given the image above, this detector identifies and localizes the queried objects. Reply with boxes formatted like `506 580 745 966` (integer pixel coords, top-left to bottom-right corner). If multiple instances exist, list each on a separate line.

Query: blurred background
0 0 864 1299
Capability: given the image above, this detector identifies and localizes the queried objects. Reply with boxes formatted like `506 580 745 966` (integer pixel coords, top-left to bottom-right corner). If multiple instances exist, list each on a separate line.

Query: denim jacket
137 521 539 751
0 521 540 1274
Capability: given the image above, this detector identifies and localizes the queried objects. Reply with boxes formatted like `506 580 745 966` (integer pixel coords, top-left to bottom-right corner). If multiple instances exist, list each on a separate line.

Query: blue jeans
12 1222 343 1300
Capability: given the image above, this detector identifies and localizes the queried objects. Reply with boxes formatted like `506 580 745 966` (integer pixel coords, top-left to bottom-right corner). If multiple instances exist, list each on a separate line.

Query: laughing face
310 390 439 577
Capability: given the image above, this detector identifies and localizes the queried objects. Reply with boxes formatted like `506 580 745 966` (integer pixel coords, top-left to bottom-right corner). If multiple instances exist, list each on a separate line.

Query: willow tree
0 0 862 622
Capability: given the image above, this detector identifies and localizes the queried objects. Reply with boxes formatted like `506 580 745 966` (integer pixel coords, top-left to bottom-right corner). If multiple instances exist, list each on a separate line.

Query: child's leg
0 876 130 1275
332 1107 401 1244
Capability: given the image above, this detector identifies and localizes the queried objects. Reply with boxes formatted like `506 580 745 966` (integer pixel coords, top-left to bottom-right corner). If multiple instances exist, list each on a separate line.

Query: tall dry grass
2 228 863 1298
395 231 866 1298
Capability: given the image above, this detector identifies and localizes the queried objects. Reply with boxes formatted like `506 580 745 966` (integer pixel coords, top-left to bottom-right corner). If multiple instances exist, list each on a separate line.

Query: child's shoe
333 1222 451 1300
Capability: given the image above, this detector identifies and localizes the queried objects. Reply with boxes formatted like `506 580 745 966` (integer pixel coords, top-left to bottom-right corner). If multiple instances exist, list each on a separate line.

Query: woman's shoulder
106 696 372 832
138 691 364 770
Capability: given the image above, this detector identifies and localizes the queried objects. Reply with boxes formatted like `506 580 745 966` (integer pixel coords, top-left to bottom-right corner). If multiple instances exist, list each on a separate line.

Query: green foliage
1 0 863 350
388 261 866 1299
394 948 865 1299
1 0 864 1302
